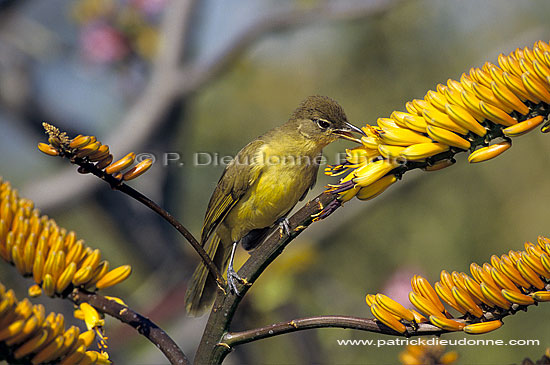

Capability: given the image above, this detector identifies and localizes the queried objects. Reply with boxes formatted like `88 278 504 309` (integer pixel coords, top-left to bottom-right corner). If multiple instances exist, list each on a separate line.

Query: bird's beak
332 122 366 143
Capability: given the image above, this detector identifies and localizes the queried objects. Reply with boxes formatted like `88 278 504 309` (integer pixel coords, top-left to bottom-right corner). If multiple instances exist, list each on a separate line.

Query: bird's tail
185 234 230 316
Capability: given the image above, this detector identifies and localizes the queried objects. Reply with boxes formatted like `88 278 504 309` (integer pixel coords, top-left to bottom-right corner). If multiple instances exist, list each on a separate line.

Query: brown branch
194 192 338 364
222 315 449 347
68 289 189 365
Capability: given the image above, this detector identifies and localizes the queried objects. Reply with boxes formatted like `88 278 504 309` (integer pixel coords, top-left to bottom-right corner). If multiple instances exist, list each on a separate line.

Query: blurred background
1 0 550 363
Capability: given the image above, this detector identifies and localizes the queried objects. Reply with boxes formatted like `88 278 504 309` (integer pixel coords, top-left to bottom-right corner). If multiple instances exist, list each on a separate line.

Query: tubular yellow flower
122 158 153 181
361 136 381 149
415 276 445 313
95 265 132 290
379 127 433 146
72 266 94 287
352 160 399 188
427 126 471 150
516 258 545 289
490 267 521 293
533 291 550 302
434 282 468 314
69 135 92 149
0 178 131 297
375 293 415 322
56 262 77 293
88 145 111 162
408 292 443 317
85 261 110 289
439 270 454 291
463 320 503 335
522 251 550 277
42 274 55 297
104 152 136 175
429 315 465 331
31 335 64 364
478 101 517 127
461 275 487 306
503 116 545 137
423 108 469 134
468 141 512 163
444 103 486 136
425 90 447 112
480 282 511 310
391 111 413 127
498 256 531 288
365 294 376 307
450 272 469 295
78 330 96 347
521 72 550 103
378 144 406 159
400 142 449 161
37 143 59 156
490 79 530 114
377 117 401 130
404 115 428 133
540 253 550 273
356 175 397 201
74 142 101 159
500 289 535 306
370 302 407 334
451 287 483 318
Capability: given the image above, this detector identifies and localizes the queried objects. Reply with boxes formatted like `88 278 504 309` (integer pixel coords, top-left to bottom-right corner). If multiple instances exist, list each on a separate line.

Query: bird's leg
277 217 291 238
227 241 244 295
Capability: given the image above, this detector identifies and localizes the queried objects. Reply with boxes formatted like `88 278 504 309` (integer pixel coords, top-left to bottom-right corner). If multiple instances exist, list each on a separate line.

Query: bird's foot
278 218 291 238
227 265 244 296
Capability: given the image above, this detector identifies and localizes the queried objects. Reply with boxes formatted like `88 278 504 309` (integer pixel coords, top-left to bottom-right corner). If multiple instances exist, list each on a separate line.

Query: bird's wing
200 139 265 244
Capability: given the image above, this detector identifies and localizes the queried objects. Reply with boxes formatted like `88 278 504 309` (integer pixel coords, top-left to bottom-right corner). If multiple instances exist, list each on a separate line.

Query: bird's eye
315 119 331 130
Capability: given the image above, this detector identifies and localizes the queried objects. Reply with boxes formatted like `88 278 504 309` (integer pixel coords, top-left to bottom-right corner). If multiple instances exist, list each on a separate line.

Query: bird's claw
227 265 244 296
278 218 291 238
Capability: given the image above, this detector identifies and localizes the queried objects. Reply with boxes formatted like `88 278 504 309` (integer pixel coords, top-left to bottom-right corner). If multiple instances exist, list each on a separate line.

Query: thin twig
69 289 189 365
116 183 224 286
71 156 224 287
222 315 449 347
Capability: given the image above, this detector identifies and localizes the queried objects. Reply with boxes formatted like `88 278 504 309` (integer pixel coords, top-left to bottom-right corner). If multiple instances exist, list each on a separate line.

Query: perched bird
185 95 364 316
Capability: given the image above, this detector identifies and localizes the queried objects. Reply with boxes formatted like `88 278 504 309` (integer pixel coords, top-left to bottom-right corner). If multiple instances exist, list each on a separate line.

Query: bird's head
291 95 365 146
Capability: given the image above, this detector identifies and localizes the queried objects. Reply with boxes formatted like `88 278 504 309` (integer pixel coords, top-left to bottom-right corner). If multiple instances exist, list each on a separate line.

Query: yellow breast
224 143 318 241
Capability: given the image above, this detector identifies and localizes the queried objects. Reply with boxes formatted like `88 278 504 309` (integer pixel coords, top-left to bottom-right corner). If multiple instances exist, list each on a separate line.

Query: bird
185 95 364 316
